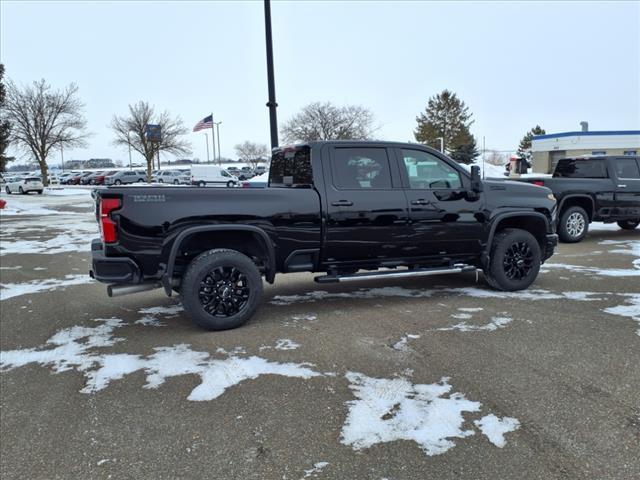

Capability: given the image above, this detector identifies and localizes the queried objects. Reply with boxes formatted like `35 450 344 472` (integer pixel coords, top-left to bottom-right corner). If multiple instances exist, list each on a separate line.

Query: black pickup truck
508 156 640 242
91 141 558 330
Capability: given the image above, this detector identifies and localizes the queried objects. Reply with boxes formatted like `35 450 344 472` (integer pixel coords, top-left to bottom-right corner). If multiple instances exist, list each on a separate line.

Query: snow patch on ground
474 414 520 448
545 263 640 277
135 304 184 326
0 319 322 400
301 461 329 479
260 339 301 351
271 286 433 305
438 316 513 332
603 294 640 336
392 334 420 352
0 274 93 301
340 372 518 456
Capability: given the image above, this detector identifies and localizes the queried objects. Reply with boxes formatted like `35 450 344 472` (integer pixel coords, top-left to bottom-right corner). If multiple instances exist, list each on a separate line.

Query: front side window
615 158 640 179
623 150 637 156
222 171 230 177
554 159 608 178
401 149 462 189
331 148 392 190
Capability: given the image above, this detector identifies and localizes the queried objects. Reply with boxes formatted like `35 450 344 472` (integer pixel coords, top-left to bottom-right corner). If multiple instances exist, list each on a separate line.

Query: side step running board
314 264 476 284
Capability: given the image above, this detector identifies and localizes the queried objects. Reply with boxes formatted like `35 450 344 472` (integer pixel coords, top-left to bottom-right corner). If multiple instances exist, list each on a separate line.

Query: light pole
436 137 444 153
264 0 278 149
60 144 64 172
127 132 133 170
213 121 222 164
204 132 210 163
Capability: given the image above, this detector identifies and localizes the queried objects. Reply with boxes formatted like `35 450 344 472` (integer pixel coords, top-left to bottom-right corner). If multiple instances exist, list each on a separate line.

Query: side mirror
470 165 483 193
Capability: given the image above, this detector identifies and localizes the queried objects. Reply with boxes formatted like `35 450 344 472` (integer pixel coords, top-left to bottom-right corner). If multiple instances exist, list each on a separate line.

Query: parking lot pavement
1 192 639 480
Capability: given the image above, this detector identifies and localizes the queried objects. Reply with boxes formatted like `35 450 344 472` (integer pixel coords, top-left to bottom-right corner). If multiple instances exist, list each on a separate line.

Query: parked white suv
5 176 44 194
151 170 190 184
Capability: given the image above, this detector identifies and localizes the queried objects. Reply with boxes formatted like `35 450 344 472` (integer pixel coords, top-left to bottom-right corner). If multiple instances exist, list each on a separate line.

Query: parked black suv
509 156 640 242
91 141 558 330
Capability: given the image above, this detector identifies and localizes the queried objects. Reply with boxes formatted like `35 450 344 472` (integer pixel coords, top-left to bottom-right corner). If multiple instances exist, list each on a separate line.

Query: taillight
533 180 545 187
100 198 121 244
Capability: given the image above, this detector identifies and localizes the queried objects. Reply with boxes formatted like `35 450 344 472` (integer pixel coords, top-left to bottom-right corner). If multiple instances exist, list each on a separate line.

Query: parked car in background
58 172 77 184
506 155 640 242
254 165 267 175
83 171 104 185
191 165 237 187
152 170 189 184
104 170 147 185
5 176 44 194
91 170 118 185
48 174 61 185
66 172 92 185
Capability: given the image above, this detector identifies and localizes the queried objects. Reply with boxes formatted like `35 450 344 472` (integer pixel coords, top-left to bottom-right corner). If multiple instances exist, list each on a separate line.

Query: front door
323 146 409 264
397 148 485 259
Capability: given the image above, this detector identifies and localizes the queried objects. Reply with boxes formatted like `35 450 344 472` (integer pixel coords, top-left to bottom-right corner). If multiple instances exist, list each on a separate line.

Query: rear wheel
138 178 144 183
618 219 639 230
18 186 24 194
558 206 589 243
483 228 541 291
37 190 43 195
198 181 205 187
5 186 10 194
181 249 263 330
173 179 179 185
114 179 122 185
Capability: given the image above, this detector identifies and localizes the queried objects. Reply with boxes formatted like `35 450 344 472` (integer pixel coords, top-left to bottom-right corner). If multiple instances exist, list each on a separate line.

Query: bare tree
281 101 376 144
485 150 508 166
234 141 269 170
4 79 88 184
0 64 12 172
111 101 191 179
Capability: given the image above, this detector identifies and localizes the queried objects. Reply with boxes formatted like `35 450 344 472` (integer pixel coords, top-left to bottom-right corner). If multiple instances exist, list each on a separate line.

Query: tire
114 179 122 185
198 181 205 187
483 228 541 291
37 190 43 195
226 180 235 188
181 249 263 331
159 179 164 183
618 219 639 230
174 179 179 185
19 186 24 194
5 186 10 194
138 178 144 183
558 206 589 243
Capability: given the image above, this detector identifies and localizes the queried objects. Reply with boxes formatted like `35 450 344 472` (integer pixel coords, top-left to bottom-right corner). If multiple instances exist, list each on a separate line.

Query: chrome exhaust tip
107 283 161 298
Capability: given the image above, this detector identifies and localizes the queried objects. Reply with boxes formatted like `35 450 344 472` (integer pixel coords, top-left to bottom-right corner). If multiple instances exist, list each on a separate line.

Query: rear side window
331 147 392 190
615 158 640 179
553 159 608 178
269 146 313 188
25 177 41 182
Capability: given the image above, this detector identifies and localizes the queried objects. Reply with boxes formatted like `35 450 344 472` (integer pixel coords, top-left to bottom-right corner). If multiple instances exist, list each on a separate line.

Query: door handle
331 200 353 207
410 199 430 205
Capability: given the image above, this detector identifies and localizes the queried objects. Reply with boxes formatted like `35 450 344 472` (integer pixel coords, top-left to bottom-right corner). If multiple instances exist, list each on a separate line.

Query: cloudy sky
2 0 638 165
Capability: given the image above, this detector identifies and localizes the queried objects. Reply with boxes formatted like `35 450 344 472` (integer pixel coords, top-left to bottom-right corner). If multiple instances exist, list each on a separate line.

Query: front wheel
37 190 43 195
174 179 180 185
618 219 639 230
181 249 263 330
226 180 235 188
5 186 10 194
19 186 24 194
114 179 122 185
198 181 205 187
558 206 589 243
483 228 541 291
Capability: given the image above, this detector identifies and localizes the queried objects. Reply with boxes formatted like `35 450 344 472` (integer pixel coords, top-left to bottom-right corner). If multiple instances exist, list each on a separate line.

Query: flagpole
204 132 210 163
210 112 216 164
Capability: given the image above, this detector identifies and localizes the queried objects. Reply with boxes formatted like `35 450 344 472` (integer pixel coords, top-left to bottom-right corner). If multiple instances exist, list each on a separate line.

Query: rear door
396 148 485 258
323 145 409 264
612 157 640 218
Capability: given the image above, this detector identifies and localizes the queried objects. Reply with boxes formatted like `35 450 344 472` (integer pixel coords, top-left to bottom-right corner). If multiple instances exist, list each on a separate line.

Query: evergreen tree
414 89 478 163
0 64 12 172
517 125 546 159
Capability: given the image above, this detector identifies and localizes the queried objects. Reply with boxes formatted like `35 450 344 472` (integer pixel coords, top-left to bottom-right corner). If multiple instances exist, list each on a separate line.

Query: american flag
193 114 213 132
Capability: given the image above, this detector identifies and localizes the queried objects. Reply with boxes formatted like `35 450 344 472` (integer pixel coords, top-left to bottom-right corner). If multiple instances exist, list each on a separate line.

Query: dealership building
531 126 640 173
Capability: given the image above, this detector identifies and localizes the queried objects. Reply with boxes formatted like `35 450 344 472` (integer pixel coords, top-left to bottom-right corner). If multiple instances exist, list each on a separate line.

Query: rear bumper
544 233 558 261
89 239 141 284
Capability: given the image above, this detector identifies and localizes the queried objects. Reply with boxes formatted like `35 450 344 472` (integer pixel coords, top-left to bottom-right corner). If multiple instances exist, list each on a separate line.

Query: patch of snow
474 414 520 448
603 294 640 336
589 222 625 231
134 304 184 326
544 263 639 277
438 316 513 332
458 307 483 312
301 461 329 479
274 339 300 350
0 274 93 301
341 373 483 456
44 187 93 197
392 334 420 352
451 313 472 320
1 320 323 400
0 266 21 270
